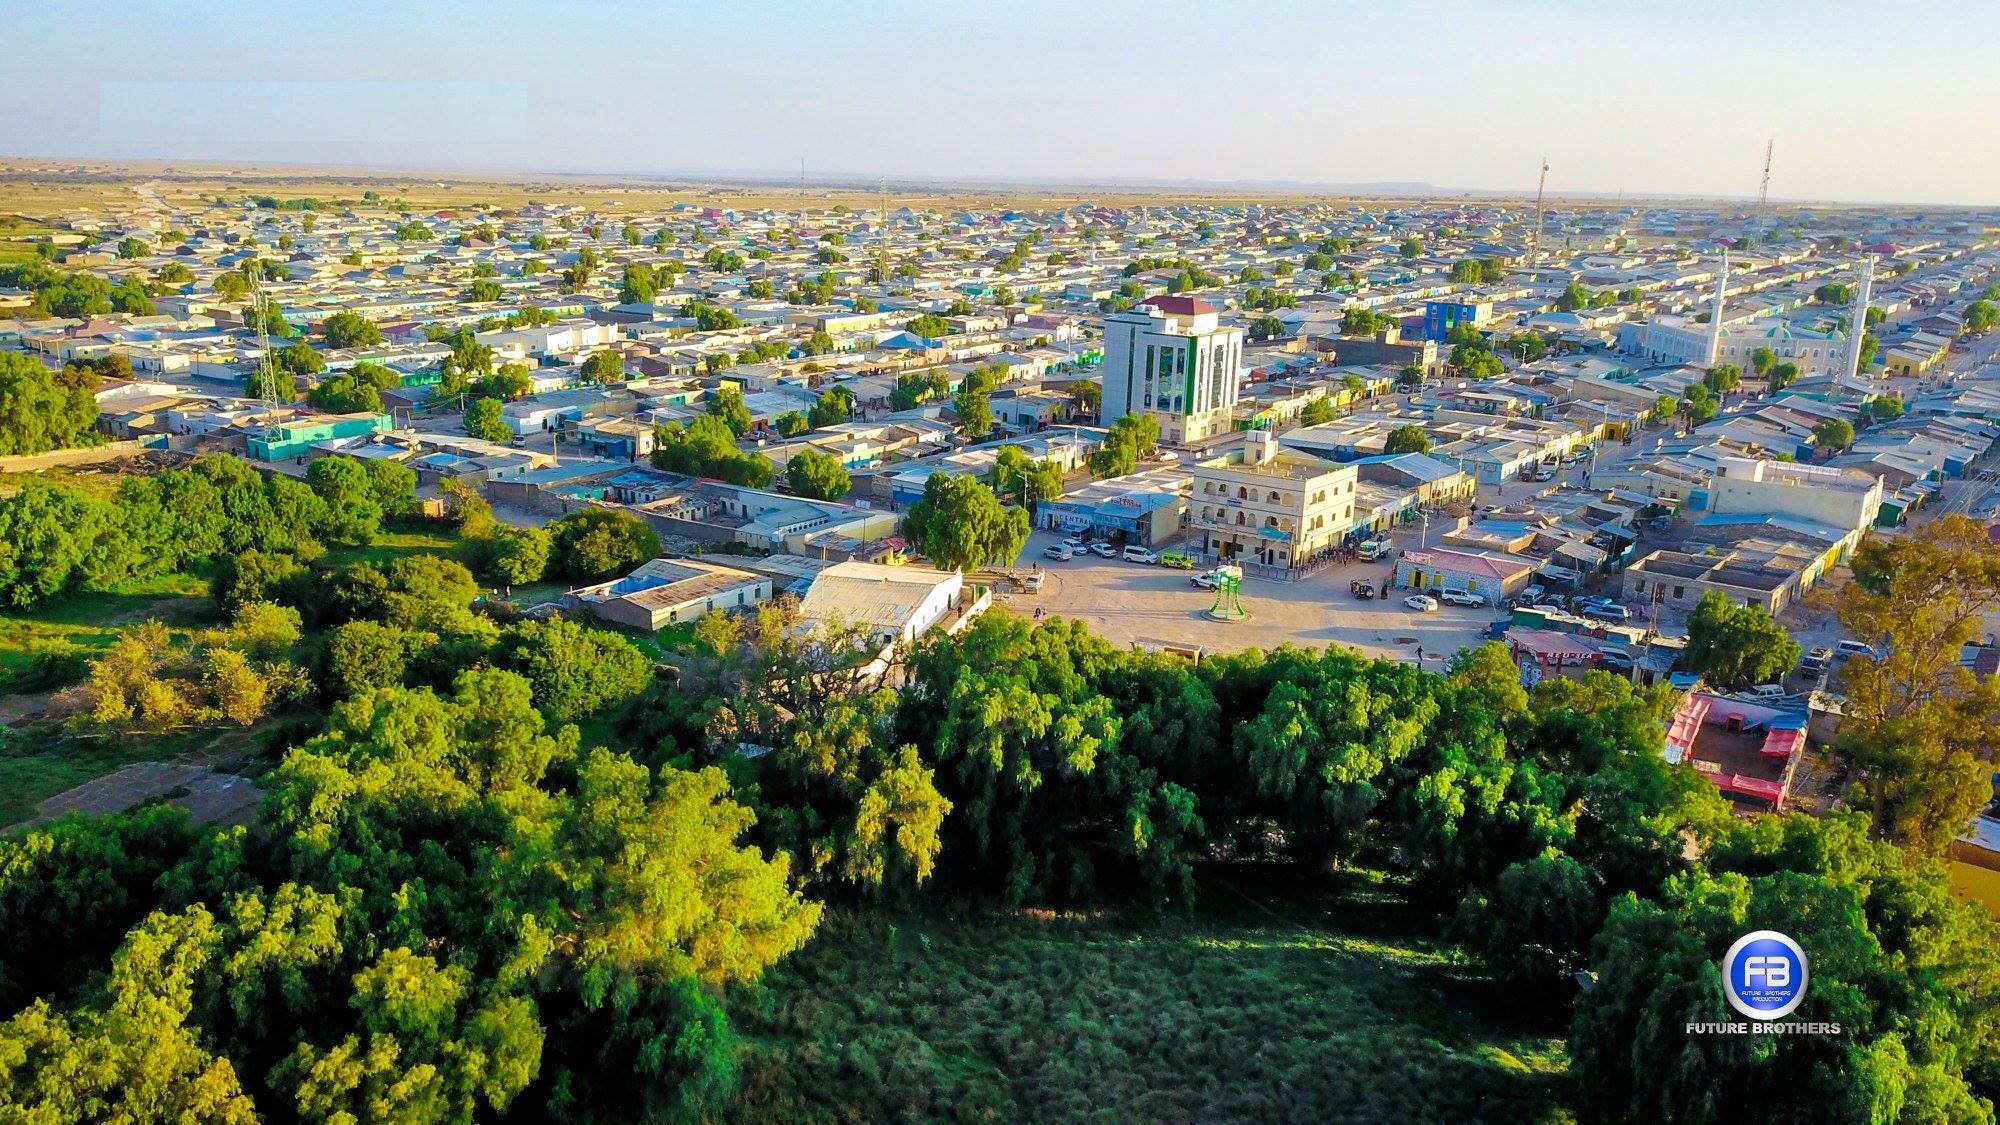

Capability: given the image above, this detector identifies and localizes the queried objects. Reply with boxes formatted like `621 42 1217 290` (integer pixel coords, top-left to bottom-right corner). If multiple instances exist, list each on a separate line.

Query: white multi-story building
1100 295 1245 445
1192 432 1358 569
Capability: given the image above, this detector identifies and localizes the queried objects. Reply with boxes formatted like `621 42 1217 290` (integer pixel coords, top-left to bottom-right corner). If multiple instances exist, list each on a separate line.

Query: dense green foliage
650 415 774 487
783 448 851 501
545 507 662 583
900 473 1029 574
0 454 413 609
5 449 1996 1120
1683 590 1803 690
0 352 99 456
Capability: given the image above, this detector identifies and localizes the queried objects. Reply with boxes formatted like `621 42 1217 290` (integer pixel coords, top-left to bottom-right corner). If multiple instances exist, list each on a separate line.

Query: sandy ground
992 527 1498 667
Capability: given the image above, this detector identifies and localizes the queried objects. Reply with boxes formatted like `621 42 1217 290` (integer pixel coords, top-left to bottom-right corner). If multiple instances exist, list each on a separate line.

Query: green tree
1703 364 1741 397
547 507 661 582
619 262 656 305
889 371 950 411
473 525 551 587
1837 515 2000 853
1398 237 1422 259
1088 413 1159 478
650 416 772 487
953 384 993 440
785 449 852 501
320 311 384 349
580 349 625 385
306 456 384 545
706 385 754 436
901 473 1029 573
809 385 854 429
1868 396 1904 422
1814 417 1855 453
0 352 99 456
465 396 513 442
907 312 950 339
1681 591 1802 691
305 373 383 415
1384 424 1431 454
1749 346 1776 377
496 616 653 722
1572 814 2000 1124
276 340 325 382
991 445 1064 510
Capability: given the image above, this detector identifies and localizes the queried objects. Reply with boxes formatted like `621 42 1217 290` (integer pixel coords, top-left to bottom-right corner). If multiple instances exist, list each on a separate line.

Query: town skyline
4 0 1996 206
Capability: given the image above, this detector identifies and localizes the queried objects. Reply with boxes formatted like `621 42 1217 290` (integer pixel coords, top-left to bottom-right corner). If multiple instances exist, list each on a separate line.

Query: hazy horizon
4 0 1996 207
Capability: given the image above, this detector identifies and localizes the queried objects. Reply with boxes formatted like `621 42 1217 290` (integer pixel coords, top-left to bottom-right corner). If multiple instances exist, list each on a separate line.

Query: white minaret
1704 250 1730 365
1845 255 1876 380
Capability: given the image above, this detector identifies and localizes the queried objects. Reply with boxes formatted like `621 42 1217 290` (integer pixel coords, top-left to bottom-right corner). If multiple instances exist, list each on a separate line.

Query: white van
1122 545 1159 564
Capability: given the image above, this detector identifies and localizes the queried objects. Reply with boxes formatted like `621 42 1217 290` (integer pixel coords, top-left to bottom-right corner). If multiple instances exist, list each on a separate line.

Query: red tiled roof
1140 295 1218 316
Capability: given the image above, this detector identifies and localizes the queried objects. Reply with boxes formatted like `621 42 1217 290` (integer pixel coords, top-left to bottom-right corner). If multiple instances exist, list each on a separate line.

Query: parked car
1598 649 1636 672
1042 544 1075 561
1012 572 1046 593
1748 683 1787 700
1404 594 1439 612
1519 584 1546 604
1835 639 1878 659
1122 545 1159 564
1800 646 1834 675
1089 542 1120 559
1531 467 1557 482
1158 551 1195 570
1527 603 1569 616
1062 536 1086 551
1582 602 1632 622
1440 589 1484 607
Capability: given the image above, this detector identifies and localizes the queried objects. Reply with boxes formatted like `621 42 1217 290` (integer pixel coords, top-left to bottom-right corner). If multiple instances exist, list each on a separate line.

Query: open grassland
729 868 1573 1124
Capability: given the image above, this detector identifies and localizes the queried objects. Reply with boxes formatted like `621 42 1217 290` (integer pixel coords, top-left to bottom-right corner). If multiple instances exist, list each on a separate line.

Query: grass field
0 569 214 686
318 528 465 569
728 868 1574 1124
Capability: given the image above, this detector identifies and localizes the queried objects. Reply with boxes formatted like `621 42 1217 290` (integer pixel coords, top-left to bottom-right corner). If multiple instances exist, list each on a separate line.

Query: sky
3 0 1996 205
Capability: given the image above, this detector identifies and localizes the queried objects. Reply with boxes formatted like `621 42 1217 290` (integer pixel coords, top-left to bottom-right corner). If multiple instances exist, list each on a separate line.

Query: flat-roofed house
796 560 966 648
564 558 771 632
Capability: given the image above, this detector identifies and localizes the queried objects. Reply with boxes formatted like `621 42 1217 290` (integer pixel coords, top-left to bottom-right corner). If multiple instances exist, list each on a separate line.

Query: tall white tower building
1845 256 1876 380
1704 250 1730 366
1099 295 1245 446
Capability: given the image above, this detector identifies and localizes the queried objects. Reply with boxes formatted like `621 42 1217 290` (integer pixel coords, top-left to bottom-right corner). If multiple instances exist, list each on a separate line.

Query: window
1673 586 1685 599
